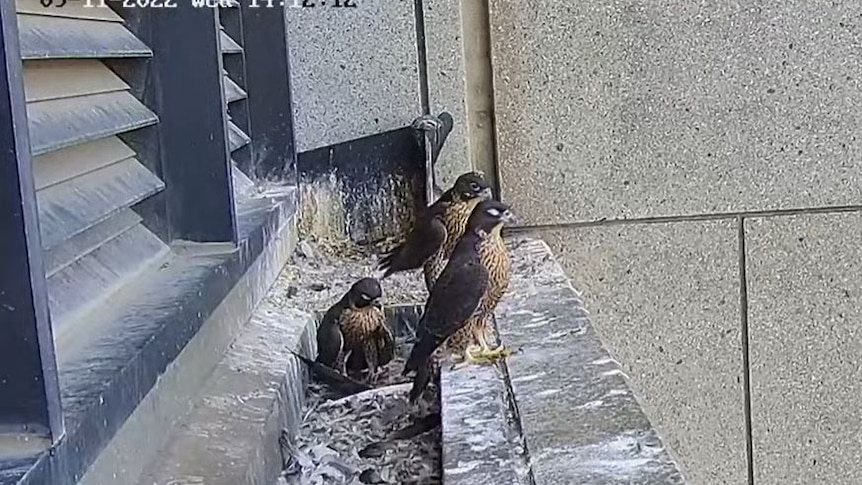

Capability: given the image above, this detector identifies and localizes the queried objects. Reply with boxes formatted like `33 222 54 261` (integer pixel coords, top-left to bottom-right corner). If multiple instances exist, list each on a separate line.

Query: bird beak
502 210 517 224
480 187 493 199
372 297 383 309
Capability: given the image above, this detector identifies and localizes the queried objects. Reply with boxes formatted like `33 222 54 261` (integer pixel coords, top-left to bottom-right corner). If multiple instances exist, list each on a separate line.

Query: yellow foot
465 344 512 365
448 353 469 371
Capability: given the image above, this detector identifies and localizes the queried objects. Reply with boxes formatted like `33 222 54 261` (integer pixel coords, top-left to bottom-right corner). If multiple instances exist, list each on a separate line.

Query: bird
402 200 515 401
378 171 493 291
315 278 394 383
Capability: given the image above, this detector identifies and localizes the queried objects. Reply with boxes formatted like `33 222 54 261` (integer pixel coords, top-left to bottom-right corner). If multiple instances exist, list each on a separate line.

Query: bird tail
289 350 371 396
402 326 444 376
409 364 431 403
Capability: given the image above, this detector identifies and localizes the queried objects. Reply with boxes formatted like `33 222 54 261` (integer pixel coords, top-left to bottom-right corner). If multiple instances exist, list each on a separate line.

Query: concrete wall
285 1 862 482
490 1 862 484
285 0 471 188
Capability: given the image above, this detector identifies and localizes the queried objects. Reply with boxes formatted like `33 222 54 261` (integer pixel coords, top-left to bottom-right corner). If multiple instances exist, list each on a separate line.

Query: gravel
277 238 441 485
271 237 428 317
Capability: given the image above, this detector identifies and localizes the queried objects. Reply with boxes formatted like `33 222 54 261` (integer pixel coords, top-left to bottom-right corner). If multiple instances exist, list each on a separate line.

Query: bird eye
469 181 480 191
360 293 370 300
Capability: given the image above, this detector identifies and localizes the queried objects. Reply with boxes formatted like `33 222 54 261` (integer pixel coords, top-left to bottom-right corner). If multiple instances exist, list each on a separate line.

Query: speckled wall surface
490 1 862 483
285 0 471 189
491 1 862 224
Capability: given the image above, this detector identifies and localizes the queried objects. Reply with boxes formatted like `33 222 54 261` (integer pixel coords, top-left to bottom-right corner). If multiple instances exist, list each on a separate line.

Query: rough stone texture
423 0 471 188
286 0 422 153
495 238 688 484
490 1 862 225
441 361 529 485
745 212 862 485
136 305 316 485
541 221 747 484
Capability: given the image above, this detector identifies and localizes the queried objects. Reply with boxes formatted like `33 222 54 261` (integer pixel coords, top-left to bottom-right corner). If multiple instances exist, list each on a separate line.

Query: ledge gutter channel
441 237 689 485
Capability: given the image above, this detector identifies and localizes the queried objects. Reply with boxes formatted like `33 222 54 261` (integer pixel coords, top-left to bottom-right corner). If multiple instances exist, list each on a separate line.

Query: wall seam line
738 216 756 485
505 204 862 234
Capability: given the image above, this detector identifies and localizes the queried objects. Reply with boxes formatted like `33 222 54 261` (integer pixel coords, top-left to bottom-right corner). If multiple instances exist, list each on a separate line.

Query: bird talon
464 344 511 364
487 344 513 359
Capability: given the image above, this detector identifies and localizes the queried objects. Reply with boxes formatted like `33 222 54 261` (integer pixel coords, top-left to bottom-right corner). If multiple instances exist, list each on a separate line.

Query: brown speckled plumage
317 278 391 382
422 194 485 290
341 305 394 377
404 200 514 402
445 224 511 355
378 172 492 292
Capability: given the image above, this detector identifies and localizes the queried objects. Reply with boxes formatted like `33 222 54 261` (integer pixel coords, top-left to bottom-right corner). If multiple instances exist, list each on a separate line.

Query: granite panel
745 211 862 484
542 220 748 484
491 1 862 224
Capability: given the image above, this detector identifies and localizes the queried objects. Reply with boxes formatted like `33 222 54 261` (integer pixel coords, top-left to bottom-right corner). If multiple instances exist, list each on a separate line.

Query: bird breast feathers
340 306 386 337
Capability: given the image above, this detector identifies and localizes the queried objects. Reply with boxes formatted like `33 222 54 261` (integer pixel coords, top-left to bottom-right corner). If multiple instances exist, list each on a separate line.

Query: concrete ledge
440 237 689 484
137 306 315 485
441 361 531 484
27 192 298 485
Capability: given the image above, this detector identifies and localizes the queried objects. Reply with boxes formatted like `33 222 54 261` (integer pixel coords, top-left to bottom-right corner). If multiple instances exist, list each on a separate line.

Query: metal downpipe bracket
411 112 454 206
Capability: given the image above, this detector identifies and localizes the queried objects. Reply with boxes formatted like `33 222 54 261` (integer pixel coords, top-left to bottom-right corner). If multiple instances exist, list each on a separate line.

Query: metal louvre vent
218 3 254 198
16 0 168 331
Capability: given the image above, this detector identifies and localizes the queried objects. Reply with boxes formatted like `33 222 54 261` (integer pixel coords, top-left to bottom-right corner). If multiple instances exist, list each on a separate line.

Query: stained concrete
495 238 688 484
423 0 471 189
136 307 314 485
286 0 421 153
745 212 862 485
441 361 529 485
490 1 862 225
541 221 748 484
76 195 298 485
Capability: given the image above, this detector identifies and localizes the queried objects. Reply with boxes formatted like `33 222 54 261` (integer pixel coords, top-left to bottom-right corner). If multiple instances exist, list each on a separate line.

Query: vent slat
37 159 165 250
227 121 250 152
24 59 128 103
33 136 136 191
27 91 158 156
223 75 246 104
44 209 141 277
47 223 167 330
219 31 242 54
16 0 123 22
18 14 152 59
231 162 255 197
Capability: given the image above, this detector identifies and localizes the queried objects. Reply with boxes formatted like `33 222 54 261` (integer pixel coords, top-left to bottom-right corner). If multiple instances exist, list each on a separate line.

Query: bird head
467 199 516 234
453 172 493 201
347 277 383 309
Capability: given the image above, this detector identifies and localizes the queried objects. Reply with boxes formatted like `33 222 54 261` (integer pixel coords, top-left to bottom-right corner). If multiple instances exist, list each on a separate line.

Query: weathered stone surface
136 305 315 485
286 1 421 153
423 0 471 189
495 238 688 484
441 362 529 485
745 212 862 485
542 221 748 484
490 1 862 225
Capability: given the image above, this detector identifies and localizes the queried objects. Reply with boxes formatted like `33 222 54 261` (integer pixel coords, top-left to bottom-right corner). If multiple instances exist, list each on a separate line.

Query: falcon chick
378 172 493 291
444 200 514 366
402 200 515 401
316 278 394 383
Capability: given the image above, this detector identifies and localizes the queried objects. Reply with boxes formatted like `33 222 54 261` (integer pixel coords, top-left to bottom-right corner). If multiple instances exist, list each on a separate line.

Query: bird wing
376 321 396 366
379 213 447 277
423 253 488 340
404 246 488 372
315 303 345 366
